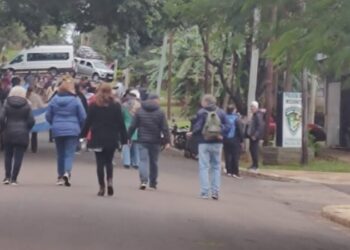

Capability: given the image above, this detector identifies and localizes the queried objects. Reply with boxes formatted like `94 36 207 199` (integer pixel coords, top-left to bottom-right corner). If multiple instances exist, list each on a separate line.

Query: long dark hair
226 104 236 114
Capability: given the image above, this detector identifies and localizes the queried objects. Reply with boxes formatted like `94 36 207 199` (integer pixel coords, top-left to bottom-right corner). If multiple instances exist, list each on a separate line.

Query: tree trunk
263 6 277 146
301 69 309 165
284 53 293 91
263 60 274 146
167 32 174 119
156 34 168 96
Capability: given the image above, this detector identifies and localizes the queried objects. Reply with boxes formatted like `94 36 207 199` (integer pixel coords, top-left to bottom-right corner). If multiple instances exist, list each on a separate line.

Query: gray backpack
202 110 222 140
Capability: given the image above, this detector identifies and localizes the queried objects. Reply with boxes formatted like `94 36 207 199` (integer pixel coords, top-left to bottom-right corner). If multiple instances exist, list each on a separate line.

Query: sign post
282 92 302 148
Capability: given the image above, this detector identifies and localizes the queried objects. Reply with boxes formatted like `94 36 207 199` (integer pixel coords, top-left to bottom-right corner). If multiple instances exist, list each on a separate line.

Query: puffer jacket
0 96 35 146
128 100 170 144
46 92 87 138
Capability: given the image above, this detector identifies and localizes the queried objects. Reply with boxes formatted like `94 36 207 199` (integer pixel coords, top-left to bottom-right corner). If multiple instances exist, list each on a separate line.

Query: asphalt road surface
1 138 350 250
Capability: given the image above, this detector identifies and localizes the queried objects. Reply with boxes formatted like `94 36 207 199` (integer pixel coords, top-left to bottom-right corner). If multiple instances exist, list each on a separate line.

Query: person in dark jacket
247 101 265 171
75 83 88 113
82 83 127 196
46 78 86 187
0 86 35 185
190 94 228 200
128 94 170 190
74 83 89 152
223 105 244 178
0 78 10 104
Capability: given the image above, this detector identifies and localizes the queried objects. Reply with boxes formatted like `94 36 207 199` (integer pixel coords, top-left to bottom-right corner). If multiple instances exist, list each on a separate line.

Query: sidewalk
322 206 350 228
168 147 350 185
242 168 350 229
242 169 350 185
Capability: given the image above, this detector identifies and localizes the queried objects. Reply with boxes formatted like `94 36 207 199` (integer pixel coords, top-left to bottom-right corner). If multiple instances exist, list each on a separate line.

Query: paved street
1 138 350 250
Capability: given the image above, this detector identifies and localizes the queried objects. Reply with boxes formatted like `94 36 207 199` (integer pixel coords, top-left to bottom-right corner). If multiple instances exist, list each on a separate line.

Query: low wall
263 147 315 165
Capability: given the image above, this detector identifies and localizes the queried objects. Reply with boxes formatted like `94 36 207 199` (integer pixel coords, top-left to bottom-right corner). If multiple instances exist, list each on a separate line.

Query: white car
75 58 114 82
3 45 75 75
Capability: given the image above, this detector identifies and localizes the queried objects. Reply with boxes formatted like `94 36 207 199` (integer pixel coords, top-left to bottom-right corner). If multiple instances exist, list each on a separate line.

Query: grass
261 160 350 173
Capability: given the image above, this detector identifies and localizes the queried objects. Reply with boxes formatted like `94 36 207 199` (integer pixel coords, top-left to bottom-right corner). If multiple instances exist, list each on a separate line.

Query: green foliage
263 160 350 173
0 0 162 46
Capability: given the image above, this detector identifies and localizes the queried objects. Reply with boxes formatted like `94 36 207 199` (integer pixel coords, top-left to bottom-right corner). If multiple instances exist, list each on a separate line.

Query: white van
3 45 75 75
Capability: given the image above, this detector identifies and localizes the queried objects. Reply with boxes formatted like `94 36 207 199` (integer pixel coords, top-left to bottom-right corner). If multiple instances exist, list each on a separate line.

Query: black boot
107 179 114 196
97 186 105 196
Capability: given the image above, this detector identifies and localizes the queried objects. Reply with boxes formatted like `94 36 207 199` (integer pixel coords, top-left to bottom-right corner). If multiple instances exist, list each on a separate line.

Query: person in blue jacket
46 77 86 187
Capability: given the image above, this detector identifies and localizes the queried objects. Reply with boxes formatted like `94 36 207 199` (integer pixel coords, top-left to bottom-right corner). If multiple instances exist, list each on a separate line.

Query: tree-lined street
1 138 350 250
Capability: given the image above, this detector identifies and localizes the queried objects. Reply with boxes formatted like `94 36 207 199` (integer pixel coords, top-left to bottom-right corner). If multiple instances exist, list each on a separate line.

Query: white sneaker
63 173 71 187
56 178 64 186
200 194 209 199
3 178 10 185
139 183 147 190
233 175 243 180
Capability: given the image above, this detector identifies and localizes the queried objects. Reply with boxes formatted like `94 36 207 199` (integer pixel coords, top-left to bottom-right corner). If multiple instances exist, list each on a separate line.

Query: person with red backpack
190 95 228 200
223 105 244 179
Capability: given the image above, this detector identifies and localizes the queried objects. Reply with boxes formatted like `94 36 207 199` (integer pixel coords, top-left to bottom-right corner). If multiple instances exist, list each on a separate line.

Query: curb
322 205 350 228
240 169 297 183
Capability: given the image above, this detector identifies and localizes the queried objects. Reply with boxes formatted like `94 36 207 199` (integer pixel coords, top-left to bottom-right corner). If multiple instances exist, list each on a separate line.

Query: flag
32 107 51 133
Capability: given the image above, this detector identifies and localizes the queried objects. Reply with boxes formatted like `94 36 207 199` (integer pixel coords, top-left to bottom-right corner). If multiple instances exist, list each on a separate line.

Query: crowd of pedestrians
0 70 264 201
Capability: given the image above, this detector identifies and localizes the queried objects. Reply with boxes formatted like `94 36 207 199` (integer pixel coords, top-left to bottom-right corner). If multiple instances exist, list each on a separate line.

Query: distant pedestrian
247 101 265 171
191 94 228 200
128 94 170 190
0 79 10 104
122 89 141 169
11 77 21 87
74 84 89 152
75 84 88 113
113 82 125 99
46 78 86 186
82 83 127 196
223 105 244 178
0 86 35 185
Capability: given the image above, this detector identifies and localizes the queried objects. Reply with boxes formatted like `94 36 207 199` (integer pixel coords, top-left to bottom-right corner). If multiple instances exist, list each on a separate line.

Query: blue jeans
122 143 140 167
198 143 223 196
55 136 79 177
138 143 160 186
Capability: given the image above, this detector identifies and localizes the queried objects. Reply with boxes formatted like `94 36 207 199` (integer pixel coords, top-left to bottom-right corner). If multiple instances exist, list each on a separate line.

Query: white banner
283 92 302 148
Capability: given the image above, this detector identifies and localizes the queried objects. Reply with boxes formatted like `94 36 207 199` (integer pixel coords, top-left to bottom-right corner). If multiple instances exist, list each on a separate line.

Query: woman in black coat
82 83 127 196
0 86 35 185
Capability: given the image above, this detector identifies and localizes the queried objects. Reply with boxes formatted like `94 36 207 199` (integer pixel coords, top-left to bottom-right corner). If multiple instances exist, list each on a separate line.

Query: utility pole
247 8 261 117
301 69 309 165
156 34 168 96
167 32 174 119
124 34 130 89
203 30 210 94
